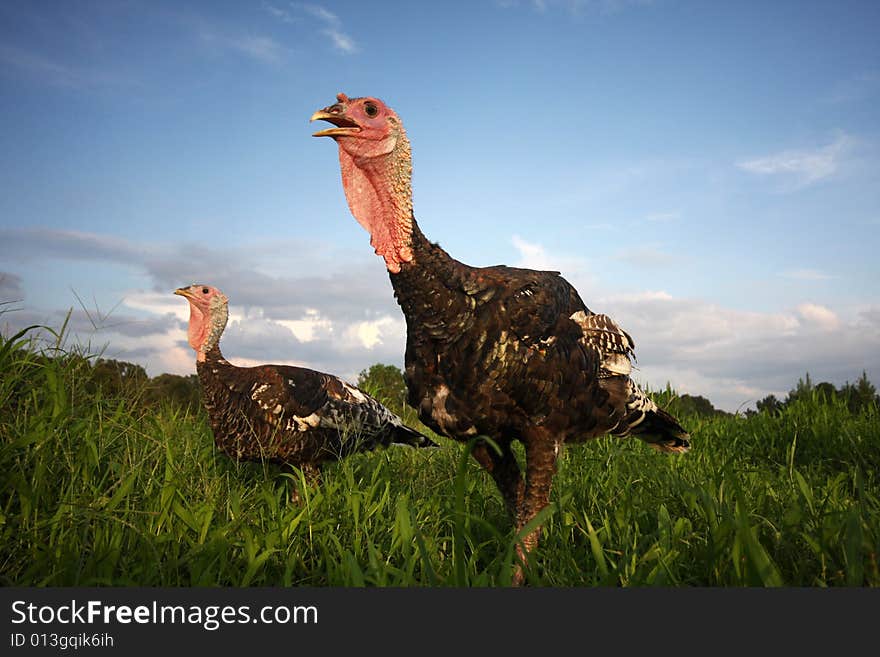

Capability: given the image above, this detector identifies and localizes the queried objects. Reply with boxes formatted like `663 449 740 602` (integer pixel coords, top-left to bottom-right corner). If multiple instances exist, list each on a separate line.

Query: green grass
1 327 878 586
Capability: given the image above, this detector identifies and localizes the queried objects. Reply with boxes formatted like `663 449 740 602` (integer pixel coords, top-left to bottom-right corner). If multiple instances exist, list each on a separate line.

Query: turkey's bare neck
390 221 472 331
341 137 414 273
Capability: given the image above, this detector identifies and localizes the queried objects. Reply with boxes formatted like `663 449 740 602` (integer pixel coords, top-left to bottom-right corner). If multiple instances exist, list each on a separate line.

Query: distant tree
682 394 719 417
786 372 814 406
813 381 838 403
853 371 879 409
756 394 783 416
666 393 730 418
840 371 879 414
786 378 841 406
776 371 880 414
145 373 201 412
357 363 408 415
88 358 148 397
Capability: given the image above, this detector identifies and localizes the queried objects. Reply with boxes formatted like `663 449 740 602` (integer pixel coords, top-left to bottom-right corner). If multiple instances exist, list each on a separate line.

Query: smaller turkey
175 283 437 499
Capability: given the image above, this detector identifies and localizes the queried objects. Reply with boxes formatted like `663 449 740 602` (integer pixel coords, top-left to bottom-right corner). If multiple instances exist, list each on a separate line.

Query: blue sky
1 0 878 411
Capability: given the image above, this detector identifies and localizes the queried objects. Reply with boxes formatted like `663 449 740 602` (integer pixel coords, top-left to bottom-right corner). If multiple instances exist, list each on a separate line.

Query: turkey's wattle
312 94 690 584
312 93 414 273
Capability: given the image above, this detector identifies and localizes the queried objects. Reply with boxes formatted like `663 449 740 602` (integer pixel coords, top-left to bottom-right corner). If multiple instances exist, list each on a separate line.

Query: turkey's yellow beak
174 287 194 300
310 107 361 137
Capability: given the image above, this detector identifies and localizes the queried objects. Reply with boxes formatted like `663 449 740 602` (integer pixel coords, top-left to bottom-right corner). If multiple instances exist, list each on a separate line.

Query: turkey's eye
202 287 209 294
364 102 378 118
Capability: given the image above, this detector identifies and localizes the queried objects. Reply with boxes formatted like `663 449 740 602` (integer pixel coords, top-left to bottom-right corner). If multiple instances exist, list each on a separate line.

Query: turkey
311 93 690 584
175 283 437 500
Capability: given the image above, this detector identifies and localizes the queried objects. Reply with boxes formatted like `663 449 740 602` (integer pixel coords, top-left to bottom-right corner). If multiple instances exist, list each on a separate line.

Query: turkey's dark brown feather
391 224 680 444
196 346 435 468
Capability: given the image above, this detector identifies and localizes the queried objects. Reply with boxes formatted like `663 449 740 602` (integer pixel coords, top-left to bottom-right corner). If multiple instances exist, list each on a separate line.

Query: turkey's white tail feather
602 353 632 376
570 311 636 377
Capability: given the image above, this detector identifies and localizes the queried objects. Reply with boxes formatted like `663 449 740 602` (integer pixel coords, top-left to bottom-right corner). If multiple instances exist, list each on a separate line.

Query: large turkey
311 93 690 584
175 283 436 500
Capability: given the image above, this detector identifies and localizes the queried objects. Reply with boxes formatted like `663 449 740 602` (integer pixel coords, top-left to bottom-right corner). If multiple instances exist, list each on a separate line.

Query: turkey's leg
511 433 560 585
471 440 525 520
288 462 321 504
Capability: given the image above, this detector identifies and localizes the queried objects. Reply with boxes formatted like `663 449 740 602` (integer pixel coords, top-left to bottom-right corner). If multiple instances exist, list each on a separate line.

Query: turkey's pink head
311 93 401 156
311 93 414 273
175 284 229 361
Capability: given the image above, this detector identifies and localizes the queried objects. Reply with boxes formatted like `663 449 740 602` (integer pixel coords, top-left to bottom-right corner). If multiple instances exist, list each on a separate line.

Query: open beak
310 106 361 138
174 287 194 300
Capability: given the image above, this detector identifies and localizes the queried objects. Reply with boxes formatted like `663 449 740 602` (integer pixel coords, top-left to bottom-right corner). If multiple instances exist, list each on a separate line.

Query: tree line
2 349 201 415
752 371 879 416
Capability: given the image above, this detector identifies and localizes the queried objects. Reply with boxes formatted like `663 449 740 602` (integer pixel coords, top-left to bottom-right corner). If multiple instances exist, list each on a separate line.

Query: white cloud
511 234 552 268
736 134 856 187
198 28 285 63
345 316 404 350
276 310 332 343
230 35 285 62
594 0 656 14
292 4 358 54
100 324 192 374
224 354 304 370
608 290 673 303
263 3 297 24
796 302 841 331
780 268 833 281
299 4 340 25
613 244 674 268
511 235 593 280
496 0 655 14
124 290 190 321
323 28 357 54
600 293 876 410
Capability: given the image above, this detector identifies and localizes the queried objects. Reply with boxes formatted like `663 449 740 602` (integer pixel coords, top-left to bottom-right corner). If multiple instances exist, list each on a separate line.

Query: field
1 326 878 587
